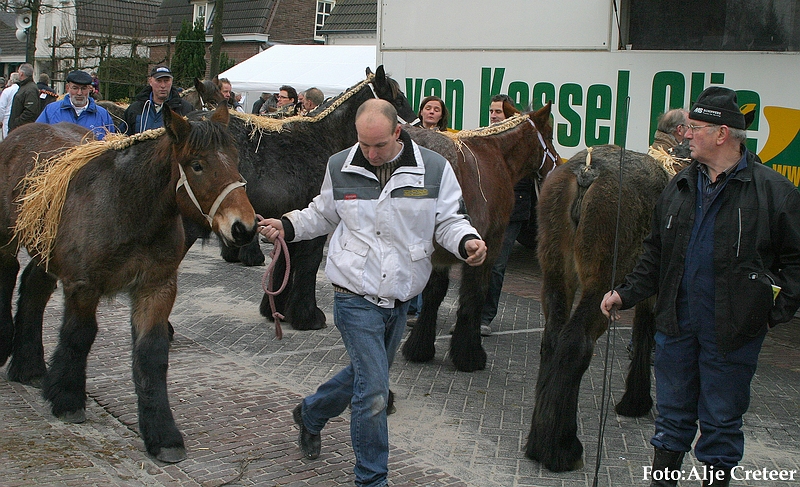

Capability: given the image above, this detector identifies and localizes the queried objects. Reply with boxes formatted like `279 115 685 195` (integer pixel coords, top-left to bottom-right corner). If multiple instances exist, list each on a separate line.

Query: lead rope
261 234 291 340
592 97 629 487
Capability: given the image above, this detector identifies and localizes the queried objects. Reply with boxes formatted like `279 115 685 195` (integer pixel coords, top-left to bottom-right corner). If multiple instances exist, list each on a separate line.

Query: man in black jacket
123 66 193 135
601 87 800 487
8 63 41 132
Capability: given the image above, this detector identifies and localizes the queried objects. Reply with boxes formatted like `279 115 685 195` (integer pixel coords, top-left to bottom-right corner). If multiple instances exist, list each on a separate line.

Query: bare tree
208 0 225 79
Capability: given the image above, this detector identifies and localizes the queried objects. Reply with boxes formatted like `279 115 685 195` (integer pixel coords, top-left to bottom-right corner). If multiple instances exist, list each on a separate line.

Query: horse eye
191 161 203 173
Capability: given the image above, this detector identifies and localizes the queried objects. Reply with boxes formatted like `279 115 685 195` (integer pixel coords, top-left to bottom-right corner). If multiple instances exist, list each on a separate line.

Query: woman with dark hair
417 95 449 131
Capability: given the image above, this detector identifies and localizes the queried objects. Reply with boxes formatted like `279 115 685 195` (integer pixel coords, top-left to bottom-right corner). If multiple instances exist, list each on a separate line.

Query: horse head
163 103 256 247
181 78 225 111
528 102 561 180
367 65 418 125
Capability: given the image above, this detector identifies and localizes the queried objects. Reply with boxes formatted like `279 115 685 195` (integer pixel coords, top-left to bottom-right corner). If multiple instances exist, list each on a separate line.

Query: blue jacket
36 95 116 140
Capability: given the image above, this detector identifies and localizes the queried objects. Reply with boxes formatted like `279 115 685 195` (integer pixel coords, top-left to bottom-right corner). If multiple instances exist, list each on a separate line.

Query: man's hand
464 239 487 266
257 215 284 243
600 290 622 320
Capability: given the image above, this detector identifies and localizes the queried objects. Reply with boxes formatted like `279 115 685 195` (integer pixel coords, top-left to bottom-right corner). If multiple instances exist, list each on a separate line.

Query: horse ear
194 77 203 93
210 102 230 126
531 102 553 127
212 75 220 87
375 65 386 82
163 104 191 143
366 67 373 77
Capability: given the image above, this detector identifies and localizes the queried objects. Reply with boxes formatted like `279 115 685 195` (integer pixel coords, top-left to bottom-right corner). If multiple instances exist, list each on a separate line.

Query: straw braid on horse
186 66 417 331
525 145 686 472
0 104 255 463
401 104 559 371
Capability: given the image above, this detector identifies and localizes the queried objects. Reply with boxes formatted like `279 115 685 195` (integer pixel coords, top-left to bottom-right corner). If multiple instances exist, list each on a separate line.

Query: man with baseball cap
601 86 800 486
36 70 116 140
122 65 192 135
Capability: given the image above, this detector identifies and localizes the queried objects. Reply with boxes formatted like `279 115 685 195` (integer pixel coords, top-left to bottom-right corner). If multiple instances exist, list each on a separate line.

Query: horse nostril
231 220 255 245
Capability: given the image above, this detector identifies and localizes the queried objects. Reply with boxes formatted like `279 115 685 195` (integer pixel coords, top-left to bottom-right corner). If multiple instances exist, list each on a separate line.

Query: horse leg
0 252 20 366
402 267 449 362
450 262 489 372
525 290 603 472
615 297 655 417
41 280 98 423
7 261 57 385
261 237 326 331
129 274 186 463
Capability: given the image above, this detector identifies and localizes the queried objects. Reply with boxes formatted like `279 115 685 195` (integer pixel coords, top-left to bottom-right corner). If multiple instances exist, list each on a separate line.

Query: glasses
277 95 290 100
685 124 719 132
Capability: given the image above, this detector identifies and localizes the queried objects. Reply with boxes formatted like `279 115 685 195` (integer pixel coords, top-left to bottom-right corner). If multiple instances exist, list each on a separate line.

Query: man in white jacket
259 98 486 487
0 73 20 139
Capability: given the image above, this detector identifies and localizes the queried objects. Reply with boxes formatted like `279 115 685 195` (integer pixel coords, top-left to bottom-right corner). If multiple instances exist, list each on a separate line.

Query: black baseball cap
150 66 173 79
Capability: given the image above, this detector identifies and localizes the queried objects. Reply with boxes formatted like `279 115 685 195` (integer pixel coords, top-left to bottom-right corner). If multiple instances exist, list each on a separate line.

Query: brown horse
525 145 676 472
0 103 255 463
402 104 560 371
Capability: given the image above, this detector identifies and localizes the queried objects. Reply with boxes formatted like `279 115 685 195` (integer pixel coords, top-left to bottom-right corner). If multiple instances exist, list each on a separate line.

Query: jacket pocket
729 270 774 338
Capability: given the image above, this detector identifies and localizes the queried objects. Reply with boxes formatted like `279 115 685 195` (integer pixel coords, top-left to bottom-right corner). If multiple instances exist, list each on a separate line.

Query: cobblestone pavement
1 240 799 486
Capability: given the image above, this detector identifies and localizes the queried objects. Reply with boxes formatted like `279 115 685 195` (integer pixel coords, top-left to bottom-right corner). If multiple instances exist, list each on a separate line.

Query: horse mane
230 73 376 135
14 128 167 269
440 114 531 148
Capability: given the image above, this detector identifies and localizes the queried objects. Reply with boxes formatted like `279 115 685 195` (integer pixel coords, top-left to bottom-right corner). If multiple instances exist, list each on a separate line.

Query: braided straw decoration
14 128 166 270
231 74 376 139
439 113 530 149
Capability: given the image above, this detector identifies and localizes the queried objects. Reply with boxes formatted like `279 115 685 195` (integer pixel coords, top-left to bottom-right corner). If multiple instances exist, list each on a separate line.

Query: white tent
219 45 377 109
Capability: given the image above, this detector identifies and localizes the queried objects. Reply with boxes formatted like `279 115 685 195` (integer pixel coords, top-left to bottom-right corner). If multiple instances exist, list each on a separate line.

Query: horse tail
615 296 655 417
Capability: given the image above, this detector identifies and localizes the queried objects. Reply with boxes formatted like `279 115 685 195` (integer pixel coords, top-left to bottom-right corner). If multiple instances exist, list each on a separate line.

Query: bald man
258 98 486 486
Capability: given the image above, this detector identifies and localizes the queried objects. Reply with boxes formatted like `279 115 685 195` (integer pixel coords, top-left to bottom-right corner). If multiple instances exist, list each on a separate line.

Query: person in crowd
123 65 193 135
416 95 449 131
257 99 487 487
0 73 20 139
651 108 689 153
258 93 278 115
36 70 116 140
252 92 271 114
302 87 324 114
601 87 800 487
476 94 529 336
266 85 299 118
90 71 101 98
36 73 58 111
217 77 244 112
8 63 43 132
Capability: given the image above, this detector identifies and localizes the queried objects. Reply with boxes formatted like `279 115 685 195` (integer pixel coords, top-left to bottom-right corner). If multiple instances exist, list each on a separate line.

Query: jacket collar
350 128 419 171
676 145 755 191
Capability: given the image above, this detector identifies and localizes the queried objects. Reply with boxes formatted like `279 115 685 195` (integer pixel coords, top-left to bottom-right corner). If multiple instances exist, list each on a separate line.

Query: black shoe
292 403 321 459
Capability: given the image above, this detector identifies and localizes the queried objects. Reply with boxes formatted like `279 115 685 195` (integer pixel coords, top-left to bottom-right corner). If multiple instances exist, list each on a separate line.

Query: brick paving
1 241 799 486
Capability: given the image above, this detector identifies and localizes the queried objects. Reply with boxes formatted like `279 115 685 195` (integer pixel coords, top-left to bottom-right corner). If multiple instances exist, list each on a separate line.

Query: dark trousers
651 319 765 469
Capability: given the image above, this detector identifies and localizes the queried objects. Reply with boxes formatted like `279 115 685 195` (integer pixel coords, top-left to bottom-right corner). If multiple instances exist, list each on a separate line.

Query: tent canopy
219 44 377 97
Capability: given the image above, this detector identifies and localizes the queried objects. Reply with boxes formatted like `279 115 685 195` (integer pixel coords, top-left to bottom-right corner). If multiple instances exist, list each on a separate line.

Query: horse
525 145 682 472
181 77 225 111
0 103 256 463
400 104 560 371
186 66 417 331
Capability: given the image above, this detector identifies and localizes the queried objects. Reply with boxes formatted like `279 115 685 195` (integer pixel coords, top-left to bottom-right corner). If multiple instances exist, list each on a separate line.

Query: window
193 1 214 30
623 0 800 51
314 0 335 41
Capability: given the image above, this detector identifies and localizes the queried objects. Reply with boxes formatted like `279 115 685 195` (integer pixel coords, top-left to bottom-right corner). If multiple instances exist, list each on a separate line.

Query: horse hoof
156 446 187 463
451 348 487 372
59 409 86 424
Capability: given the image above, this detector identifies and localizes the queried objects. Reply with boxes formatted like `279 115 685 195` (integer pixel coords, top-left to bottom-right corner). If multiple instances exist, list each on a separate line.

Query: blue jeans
651 324 765 469
300 292 408 487
481 220 524 325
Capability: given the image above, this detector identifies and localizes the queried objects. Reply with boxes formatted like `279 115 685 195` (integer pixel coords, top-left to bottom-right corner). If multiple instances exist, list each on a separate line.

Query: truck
376 0 800 185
